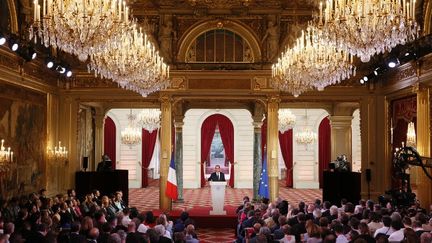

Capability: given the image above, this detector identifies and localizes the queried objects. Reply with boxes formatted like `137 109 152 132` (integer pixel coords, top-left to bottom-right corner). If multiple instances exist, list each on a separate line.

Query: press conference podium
75 170 129 205
323 171 361 206
209 181 227 215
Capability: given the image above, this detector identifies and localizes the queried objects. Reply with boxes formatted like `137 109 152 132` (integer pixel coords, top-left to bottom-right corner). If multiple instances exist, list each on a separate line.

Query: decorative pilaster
174 121 184 202
415 84 432 209
329 116 353 162
94 108 105 170
159 95 172 211
253 121 263 201
267 96 279 202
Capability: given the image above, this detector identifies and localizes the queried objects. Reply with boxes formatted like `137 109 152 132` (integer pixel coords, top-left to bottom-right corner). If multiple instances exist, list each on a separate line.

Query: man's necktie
217 173 220 180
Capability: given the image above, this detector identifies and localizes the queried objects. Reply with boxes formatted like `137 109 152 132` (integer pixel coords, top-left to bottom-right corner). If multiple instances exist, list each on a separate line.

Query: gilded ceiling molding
6 0 18 33
176 19 262 62
424 0 432 35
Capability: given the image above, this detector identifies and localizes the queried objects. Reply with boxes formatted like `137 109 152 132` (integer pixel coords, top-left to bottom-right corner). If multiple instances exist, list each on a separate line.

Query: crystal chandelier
30 0 131 61
406 121 416 147
278 109 296 133
88 24 170 97
0 139 13 172
272 26 355 97
121 110 141 146
137 109 161 132
319 0 419 62
295 110 317 145
47 141 68 161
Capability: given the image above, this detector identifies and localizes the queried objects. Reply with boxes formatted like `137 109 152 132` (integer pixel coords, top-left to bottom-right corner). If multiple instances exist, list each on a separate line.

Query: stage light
0 33 5 45
66 70 73 77
387 57 399 68
360 78 365 84
10 42 19 52
46 59 54 69
363 76 368 82
56 65 66 74
373 67 380 76
29 47 37 60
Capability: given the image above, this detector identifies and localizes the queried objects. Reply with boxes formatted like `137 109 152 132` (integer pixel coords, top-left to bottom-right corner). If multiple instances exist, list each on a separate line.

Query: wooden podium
323 171 361 206
209 181 227 215
75 170 129 205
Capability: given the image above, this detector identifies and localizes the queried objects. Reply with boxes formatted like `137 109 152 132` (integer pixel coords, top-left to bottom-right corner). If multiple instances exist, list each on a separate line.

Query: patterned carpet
129 180 322 243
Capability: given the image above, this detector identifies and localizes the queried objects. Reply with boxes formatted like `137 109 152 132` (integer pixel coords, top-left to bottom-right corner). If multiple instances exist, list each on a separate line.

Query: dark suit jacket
70 232 86 243
208 172 226 181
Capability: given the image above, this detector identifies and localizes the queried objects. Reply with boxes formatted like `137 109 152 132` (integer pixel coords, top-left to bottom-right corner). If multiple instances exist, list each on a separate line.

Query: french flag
165 152 178 201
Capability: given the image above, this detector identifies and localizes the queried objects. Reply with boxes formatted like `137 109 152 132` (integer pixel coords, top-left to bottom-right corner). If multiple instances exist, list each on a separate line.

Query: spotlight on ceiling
373 67 380 76
66 70 73 77
56 65 66 74
46 58 54 69
9 38 19 52
0 33 6 46
387 57 399 68
29 48 37 60
363 76 369 82
360 78 365 85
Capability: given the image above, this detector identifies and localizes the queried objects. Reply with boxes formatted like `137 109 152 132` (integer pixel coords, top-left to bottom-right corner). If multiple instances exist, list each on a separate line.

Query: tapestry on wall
0 83 46 199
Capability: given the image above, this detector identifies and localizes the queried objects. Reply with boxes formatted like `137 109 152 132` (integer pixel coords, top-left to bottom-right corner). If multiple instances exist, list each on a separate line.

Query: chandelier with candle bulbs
319 0 419 63
137 109 161 132
47 141 68 161
88 24 170 97
406 121 416 147
30 0 131 62
121 110 142 146
0 139 13 172
272 25 356 97
295 110 317 146
278 109 296 133
30 0 170 97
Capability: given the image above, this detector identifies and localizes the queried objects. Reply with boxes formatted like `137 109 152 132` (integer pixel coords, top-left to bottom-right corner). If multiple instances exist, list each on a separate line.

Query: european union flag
258 152 269 199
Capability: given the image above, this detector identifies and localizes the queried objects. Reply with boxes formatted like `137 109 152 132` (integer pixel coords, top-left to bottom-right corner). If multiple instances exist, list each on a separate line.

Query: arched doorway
200 114 234 187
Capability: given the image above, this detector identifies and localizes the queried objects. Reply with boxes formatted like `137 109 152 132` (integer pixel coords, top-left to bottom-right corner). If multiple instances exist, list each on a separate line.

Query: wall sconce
47 141 68 163
0 139 14 172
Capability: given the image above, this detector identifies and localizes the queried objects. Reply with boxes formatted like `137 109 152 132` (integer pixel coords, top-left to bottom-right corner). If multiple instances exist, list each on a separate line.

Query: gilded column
415 84 432 209
94 108 105 170
159 96 172 210
174 120 184 202
252 121 263 201
267 96 279 202
329 116 353 163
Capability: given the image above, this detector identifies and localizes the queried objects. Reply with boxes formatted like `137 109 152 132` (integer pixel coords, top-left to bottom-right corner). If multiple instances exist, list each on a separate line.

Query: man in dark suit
208 165 226 182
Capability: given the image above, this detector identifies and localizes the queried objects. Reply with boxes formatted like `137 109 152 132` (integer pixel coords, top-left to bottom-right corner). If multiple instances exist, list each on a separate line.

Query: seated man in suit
208 165 226 182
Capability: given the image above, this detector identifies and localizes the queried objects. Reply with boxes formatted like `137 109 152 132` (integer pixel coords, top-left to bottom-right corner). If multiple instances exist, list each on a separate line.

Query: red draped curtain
141 129 158 188
279 130 293 187
200 114 235 187
318 117 331 188
104 116 116 169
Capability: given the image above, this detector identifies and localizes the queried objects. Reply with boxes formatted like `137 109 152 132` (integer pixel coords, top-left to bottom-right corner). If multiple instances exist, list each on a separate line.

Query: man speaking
208 165 226 182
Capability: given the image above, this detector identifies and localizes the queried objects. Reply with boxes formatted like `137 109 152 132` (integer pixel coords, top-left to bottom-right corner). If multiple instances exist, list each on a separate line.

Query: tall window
205 128 229 174
186 29 253 63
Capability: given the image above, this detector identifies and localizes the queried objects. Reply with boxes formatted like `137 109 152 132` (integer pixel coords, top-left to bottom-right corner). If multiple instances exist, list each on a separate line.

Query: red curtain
200 117 217 187
318 117 331 188
141 129 158 188
104 116 116 169
279 130 293 187
200 114 235 187
217 115 235 188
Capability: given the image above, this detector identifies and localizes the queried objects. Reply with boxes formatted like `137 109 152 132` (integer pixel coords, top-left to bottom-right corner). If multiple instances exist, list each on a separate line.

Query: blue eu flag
258 152 269 199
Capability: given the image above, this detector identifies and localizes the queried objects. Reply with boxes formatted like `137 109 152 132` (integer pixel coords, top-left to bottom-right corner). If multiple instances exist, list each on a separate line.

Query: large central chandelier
319 0 419 62
272 26 355 97
121 110 141 147
138 109 161 132
278 109 296 133
30 0 131 61
88 24 170 97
